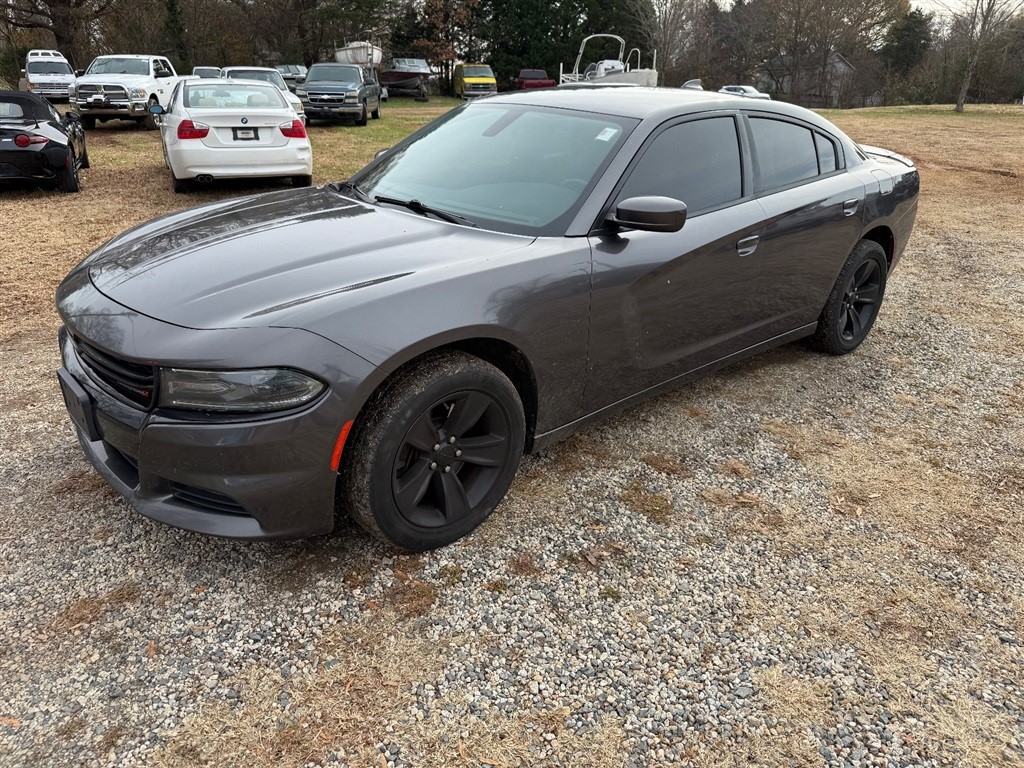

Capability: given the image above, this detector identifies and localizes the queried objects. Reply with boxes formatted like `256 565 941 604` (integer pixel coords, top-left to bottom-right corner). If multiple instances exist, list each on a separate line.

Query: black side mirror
156 69 172 78
148 103 166 115
75 69 84 77
295 77 305 85
609 196 687 233
65 111 81 123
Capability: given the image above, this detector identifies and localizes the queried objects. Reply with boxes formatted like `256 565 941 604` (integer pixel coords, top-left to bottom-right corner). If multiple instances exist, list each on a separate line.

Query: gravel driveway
0 107 1021 767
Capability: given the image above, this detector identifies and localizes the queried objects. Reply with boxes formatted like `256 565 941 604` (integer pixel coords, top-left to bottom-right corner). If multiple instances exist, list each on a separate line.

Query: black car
1 90 88 192
55 88 919 550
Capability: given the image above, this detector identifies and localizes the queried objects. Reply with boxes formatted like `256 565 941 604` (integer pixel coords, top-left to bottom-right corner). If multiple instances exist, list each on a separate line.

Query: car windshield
27 61 72 75
354 103 636 236
308 65 361 82
87 57 149 76
226 69 288 90
463 66 493 78
184 83 285 109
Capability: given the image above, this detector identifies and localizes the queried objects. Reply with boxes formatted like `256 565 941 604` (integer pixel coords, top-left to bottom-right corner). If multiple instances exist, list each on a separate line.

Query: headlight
68 84 77 96
295 88 307 97
130 87 148 99
159 368 325 412
345 90 358 102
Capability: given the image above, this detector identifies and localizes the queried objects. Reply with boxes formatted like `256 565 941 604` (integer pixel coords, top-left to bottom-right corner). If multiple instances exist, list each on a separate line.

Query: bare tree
1 0 118 65
940 0 1024 110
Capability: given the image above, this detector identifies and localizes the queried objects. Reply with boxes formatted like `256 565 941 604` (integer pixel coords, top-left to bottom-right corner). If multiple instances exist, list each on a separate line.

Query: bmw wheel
341 352 525 551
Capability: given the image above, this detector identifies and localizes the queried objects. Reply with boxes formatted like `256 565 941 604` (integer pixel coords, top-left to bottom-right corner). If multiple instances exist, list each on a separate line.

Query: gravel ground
0 107 1022 767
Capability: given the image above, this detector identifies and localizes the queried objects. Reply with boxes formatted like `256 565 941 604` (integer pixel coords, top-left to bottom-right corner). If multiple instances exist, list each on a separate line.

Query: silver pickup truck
71 55 184 129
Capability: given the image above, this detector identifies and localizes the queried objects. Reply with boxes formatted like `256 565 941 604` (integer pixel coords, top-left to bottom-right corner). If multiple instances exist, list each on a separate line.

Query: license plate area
57 368 101 442
233 127 258 141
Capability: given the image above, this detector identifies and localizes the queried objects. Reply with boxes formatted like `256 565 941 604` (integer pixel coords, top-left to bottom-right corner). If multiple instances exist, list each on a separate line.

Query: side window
617 116 743 214
168 82 182 111
815 133 837 174
749 117 817 191
159 59 173 74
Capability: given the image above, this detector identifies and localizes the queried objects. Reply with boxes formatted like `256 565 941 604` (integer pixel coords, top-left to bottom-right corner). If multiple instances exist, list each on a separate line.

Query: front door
585 113 767 411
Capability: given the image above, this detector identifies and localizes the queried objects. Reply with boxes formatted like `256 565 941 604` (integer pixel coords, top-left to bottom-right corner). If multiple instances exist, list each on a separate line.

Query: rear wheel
812 239 888 355
55 148 80 193
170 169 190 194
340 352 525 551
80 145 90 169
371 100 381 120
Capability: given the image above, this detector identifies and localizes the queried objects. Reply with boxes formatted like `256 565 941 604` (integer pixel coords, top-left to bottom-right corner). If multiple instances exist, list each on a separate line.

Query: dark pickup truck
511 69 557 89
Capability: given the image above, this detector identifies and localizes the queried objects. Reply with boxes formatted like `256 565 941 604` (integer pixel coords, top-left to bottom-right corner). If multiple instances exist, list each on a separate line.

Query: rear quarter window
749 117 818 191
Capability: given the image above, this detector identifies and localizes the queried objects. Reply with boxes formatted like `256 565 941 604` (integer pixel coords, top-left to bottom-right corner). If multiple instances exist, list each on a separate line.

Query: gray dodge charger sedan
56 87 919 550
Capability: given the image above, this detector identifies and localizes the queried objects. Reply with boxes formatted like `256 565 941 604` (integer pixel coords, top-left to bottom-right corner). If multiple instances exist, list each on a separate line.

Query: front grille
170 483 249 516
308 93 346 103
73 337 156 408
77 84 128 99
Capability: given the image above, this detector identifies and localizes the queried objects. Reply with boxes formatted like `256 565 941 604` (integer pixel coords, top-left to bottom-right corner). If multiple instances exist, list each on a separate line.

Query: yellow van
453 63 497 98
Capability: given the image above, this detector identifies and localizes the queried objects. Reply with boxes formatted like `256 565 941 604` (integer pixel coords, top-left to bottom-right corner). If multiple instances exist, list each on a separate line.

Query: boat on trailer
559 34 658 87
380 58 433 95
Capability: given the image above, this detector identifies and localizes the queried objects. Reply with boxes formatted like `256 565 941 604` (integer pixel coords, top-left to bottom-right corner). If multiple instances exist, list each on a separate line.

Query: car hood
85 186 532 335
76 73 152 87
303 80 361 92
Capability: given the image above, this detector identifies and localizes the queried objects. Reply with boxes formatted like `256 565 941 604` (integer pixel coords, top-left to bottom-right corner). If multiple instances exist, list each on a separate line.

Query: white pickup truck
71 55 184 129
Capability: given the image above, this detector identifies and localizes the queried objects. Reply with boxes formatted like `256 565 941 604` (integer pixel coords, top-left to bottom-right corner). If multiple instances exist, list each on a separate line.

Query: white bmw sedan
152 79 313 193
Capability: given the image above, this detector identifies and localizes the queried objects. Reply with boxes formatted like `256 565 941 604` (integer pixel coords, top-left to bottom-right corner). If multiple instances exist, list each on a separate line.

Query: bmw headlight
159 368 325 412
129 87 148 100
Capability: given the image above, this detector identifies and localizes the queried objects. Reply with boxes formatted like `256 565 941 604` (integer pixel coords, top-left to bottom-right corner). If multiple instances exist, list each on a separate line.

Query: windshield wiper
328 180 373 203
373 195 477 227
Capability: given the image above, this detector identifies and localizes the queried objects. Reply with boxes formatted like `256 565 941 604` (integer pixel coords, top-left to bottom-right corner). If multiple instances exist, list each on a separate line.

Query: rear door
744 113 866 333
585 112 769 410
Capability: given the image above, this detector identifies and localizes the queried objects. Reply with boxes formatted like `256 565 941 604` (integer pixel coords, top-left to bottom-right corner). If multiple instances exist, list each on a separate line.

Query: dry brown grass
50 581 141 632
618 479 674 524
641 452 693 477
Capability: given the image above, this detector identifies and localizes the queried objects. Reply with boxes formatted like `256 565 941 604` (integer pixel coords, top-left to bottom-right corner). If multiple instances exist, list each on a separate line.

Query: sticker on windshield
594 127 619 142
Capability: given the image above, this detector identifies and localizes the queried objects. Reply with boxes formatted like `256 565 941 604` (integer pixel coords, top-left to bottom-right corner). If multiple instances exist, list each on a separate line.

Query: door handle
736 234 759 257
843 199 861 216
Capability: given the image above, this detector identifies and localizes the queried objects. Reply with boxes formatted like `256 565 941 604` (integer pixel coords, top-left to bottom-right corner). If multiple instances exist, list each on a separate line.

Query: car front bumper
74 99 150 118
302 101 363 119
55 270 376 539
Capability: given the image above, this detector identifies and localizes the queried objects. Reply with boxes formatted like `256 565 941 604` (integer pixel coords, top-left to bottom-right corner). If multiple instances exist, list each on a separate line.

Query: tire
143 97 159 130
812 239 888 355
355 102 368 126
81 115 96 130
55 148 80 193
171 170 190 194
340 352 525 551
292 174 313 187
80 146 90 169
371 100 381 120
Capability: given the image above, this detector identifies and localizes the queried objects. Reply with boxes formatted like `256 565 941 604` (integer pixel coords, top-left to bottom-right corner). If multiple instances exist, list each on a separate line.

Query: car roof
489 86 838 133
0 90 56 119
223 66 275 72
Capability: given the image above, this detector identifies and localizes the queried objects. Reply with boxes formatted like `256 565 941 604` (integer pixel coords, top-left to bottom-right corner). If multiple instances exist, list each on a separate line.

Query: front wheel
355 102 368 126
812 239 888 355
340 352 525 551
143 97 159 130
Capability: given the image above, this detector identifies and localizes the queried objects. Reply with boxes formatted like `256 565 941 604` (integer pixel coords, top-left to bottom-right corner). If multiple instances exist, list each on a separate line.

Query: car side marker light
331 420 354 471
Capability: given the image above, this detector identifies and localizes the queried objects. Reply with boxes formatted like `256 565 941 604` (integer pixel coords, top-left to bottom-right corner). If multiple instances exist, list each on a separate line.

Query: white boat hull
335 42 382 66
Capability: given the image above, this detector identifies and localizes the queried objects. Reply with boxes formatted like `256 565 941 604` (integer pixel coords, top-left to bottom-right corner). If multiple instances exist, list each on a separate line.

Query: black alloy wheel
813 239 888 355
55 148 80 193
391 390 512 529
839 259 882 343
341 352 525 551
